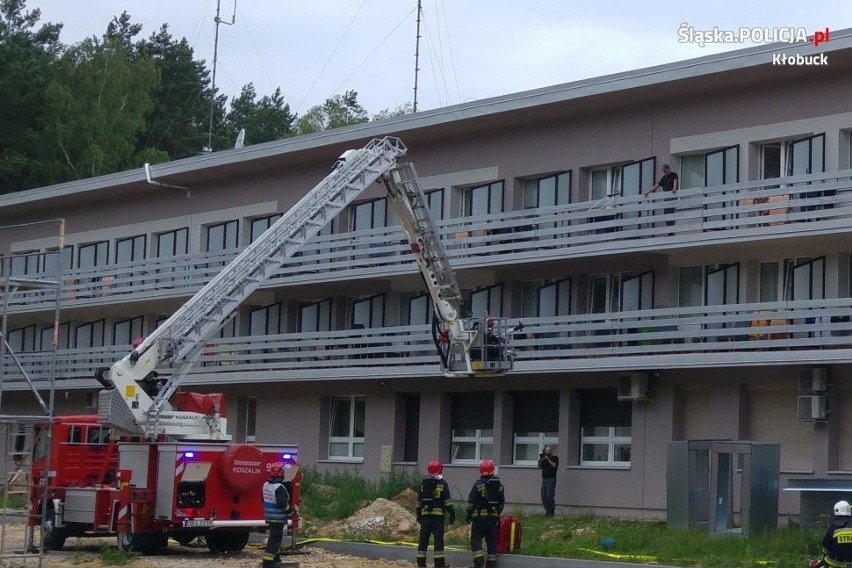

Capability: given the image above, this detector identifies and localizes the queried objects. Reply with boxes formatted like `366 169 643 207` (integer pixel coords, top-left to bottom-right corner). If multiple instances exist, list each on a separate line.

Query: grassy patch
99 545 138 566
299 467 421 521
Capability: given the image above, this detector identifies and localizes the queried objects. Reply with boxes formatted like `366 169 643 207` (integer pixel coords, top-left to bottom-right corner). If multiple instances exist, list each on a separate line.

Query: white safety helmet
834 500 852 516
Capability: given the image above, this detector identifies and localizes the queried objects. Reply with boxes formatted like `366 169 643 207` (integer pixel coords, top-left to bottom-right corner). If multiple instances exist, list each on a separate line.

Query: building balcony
3 298 851 390
3 169 851 314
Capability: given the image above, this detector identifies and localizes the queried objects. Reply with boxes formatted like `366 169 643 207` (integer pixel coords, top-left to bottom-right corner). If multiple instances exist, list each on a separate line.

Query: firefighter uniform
416 463 455 568
261 464 291 568
467 467 504 568
821 518 852 566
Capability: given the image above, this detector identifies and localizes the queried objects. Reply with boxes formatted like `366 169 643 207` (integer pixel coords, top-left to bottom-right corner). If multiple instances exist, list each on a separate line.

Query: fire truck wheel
118 528 167 553
205 529 249 552
43 508 67 551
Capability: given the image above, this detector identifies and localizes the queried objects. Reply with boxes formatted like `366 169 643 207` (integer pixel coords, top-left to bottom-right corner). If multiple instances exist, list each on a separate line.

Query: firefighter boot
485 560 497 568
434 555 448 567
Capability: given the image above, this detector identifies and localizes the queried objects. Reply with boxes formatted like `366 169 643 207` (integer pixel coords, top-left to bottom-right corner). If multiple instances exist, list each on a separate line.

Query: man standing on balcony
644 163 679 228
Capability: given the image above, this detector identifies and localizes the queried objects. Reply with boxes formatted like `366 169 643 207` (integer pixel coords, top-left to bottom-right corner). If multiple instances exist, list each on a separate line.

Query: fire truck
27 136 519 553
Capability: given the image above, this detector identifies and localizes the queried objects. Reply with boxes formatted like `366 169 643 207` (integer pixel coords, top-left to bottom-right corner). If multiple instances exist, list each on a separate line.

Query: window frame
328 395 366 461
461 181 504 217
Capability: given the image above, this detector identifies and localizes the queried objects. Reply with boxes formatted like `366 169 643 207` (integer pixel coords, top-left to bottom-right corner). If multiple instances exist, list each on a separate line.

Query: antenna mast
413 0 422 113
205 0 237 153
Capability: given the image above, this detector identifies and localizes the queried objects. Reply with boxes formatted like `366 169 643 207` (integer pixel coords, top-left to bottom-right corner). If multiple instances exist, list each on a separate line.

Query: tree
297 90 369 135
372 102 414 122
43 27 157 180
0 0 62 192
223 83 296 146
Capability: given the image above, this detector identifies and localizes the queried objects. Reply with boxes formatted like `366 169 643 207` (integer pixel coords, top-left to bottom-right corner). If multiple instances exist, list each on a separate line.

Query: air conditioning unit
617 372 653 401
797 394 828 421
798 368 828 393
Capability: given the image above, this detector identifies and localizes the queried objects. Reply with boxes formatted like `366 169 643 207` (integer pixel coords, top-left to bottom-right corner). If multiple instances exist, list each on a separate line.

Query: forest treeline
0 1 411 194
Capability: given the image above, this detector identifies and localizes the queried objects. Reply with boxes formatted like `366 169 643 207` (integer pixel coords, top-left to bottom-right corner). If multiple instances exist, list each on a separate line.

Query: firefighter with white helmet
416 459 455 567
261 462 291 568
812 500 852 567
467 459 504 568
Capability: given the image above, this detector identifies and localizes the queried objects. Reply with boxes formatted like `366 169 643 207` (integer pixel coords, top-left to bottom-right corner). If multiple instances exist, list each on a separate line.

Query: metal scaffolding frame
0 219 65 567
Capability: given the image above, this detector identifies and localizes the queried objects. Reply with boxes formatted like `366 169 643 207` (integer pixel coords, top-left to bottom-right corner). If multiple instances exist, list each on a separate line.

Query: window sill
318 458 364 465
567 464 631 470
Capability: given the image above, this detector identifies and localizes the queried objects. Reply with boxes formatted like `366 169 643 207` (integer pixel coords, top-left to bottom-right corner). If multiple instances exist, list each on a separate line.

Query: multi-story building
2 32 851 522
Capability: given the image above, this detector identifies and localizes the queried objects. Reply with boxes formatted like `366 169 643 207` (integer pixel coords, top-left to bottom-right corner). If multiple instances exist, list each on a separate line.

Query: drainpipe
144 163 191 198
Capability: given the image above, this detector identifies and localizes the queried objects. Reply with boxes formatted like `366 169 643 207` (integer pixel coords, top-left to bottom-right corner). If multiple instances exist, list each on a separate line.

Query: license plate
182 519 213 528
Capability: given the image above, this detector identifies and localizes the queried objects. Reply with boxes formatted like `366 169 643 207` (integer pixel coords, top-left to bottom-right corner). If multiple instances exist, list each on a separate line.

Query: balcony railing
3 299 852 389
4 170 852 313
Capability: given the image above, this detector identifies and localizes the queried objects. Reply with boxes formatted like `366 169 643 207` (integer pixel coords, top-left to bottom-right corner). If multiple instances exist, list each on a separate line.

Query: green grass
299 469 827 567
99 545 138 566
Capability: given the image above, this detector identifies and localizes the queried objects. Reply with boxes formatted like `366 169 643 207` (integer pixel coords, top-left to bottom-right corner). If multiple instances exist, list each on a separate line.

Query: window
706 146 739 186
621 271 654 312
351 294 384 329
621 158 655 198
328 395 365 460
300 299 332 333
522 279 571 318
78 241 109 270
40 323 70 350
761 135 824 180
513 391 559 464
705 264 739 306
425 189 445 221
451 393 494 463
250 303 281 335
244 397 257 442
679 266 704 307
115 235 146 264
469 284 503 318
156 228 189 257
680 155 706 190
86 426 111 445
251 214 283 243
113 317 143 347
41 246 73 275
75 320 105 349
10 252 39 276
580 390 631 467
402 393 420 462
406 293 431 326
589 274 623 314
590 168 620 201
792 257 825 301
206 220 238 252
523 173 570 209
8 325 36 353
352 198 387 231
760 262 781 302
462 181 503 217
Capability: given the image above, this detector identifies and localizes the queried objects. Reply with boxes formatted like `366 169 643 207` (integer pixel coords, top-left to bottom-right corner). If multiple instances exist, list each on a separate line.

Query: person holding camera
538 446 558 516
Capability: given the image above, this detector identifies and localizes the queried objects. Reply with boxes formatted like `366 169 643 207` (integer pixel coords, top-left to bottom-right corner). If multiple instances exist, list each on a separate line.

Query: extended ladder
102 137 408 436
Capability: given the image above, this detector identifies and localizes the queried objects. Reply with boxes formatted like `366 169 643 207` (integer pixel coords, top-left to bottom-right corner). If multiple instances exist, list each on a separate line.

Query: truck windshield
32 426 49 461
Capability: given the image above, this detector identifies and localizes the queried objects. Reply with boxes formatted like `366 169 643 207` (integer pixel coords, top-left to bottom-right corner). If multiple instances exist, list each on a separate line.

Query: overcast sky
31 1 851 117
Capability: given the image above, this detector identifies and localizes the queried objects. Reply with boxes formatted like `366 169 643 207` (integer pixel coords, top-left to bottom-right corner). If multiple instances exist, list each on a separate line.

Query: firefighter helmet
269 462 285 477
427 459 443 475
479 459 495 476
835 500 852 516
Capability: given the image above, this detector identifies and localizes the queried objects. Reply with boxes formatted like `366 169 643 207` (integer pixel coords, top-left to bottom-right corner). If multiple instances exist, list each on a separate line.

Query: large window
524 173 570 209
251 214 283 243
328 395 365 460
8 325 36 353
352 294 384 328
462 181 503 217
115 235 146 264
589 274 623 314
590 168 620 201
406 293 431 326
621 271 654 312
513 391 559 464
300 299 332 333
206 220 238 252
10 252 39 276
77 241 108 270
761 135 824 180
75 320 105 349
679 266 704 307
40 323 70 350
41 246 73 275
352 198 387 230
580 390 631 467
451 393 494 463
522 279 571 318
113 316 143 347
250 303 281 335
425 189 445 221
469 284 502 318
156 228 189 257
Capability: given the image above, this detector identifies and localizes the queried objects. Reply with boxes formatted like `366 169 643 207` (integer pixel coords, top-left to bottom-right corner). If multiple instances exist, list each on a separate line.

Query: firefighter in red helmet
261 461 291 568
416 459 455 567
467 459 504 568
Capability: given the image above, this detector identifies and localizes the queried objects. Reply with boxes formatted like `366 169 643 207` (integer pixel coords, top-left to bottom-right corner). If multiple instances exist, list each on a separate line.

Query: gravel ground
0 518 418 568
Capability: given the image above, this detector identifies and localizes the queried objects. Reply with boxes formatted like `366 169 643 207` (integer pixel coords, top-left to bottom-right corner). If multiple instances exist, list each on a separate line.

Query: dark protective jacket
416 475 455 520
262 476 291 523
467 475 504 520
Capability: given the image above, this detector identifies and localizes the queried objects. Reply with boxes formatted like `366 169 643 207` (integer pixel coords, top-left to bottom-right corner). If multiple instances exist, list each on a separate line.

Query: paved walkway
309 540 680 568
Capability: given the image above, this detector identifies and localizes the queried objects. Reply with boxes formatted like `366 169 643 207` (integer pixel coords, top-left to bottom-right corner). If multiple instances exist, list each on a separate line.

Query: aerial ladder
97 136 519 442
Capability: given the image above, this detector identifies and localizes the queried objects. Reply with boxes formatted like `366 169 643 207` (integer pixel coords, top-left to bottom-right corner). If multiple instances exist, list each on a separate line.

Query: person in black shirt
644 163 679 227
538 446 558 516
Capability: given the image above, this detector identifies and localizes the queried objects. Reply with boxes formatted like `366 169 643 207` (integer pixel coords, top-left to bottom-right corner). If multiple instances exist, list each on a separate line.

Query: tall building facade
2 33 852 521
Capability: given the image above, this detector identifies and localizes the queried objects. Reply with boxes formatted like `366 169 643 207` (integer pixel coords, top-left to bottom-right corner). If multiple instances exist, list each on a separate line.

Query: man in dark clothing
644 163 679 227
261 462 291 568
467 459 504 568
416 459 455 568
814 500 852 567
538 446 558 516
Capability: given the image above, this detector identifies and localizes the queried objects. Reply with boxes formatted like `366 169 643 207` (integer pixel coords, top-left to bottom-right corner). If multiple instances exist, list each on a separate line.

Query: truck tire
118 528 167 554
205 529 250 552
43 508 67 551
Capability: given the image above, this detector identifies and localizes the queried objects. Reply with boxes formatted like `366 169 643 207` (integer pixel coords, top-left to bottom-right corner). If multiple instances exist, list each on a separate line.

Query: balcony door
705 264 739 341
621 157 655 230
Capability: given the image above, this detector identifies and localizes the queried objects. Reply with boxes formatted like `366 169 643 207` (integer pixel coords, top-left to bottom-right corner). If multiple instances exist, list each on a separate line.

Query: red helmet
132 336 144 348
479 459 495 476
427 459 443 475
269 461 285 477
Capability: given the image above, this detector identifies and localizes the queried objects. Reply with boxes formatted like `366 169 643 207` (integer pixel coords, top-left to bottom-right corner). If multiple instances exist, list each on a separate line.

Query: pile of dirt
317 497 419 542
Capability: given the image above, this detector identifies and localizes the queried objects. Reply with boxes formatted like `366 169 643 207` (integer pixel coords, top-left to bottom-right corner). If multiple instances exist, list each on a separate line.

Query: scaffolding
0 219 65 567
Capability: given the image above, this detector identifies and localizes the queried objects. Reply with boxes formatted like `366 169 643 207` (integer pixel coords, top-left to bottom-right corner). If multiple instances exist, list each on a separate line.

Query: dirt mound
392 487 418 511
317 497 420 542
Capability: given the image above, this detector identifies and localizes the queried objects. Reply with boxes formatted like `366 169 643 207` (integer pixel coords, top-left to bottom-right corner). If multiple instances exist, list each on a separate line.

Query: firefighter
813 500 852 567
261 461 291 568
416 459 455 568
466 459 504 568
